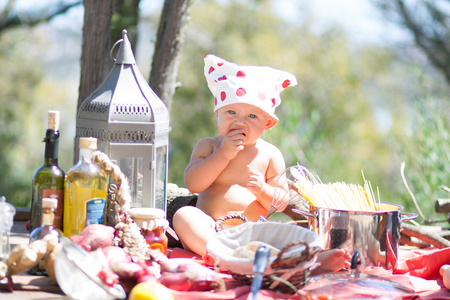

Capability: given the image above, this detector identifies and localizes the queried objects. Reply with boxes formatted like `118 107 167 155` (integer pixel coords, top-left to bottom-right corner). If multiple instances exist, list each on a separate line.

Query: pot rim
309 202 404 214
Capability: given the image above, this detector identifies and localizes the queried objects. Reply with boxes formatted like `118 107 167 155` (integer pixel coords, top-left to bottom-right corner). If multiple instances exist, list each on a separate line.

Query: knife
251 245 271 300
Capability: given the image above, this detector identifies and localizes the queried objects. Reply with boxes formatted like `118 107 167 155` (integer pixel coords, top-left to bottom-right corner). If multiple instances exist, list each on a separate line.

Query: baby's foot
312 249 351 274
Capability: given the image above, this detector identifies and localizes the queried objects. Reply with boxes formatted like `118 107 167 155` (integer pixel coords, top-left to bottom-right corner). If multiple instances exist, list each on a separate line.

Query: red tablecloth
168 247 450 300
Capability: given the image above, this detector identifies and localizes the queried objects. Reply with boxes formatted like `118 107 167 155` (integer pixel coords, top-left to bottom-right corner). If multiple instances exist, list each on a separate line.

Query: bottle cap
129 207 165 220
128 208 167 230
48 110 60 131
79 137 98 150
42 198 58 209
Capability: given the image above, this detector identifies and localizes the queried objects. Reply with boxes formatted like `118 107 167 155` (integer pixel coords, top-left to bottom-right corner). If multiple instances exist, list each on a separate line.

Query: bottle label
85 198 106 226
42 189 64 230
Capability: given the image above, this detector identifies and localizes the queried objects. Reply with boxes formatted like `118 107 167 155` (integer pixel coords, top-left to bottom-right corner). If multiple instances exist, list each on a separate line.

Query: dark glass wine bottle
30 111 65 232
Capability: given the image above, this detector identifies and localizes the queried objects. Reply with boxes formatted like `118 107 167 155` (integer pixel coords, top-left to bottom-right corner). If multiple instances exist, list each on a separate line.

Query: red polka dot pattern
204 54 297 119
236 87 246 97
236 70 246 78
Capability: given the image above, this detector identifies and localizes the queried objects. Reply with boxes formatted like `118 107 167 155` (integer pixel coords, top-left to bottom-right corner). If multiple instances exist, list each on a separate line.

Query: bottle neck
79 147 95 164
43 129 60 165
41 207 55 227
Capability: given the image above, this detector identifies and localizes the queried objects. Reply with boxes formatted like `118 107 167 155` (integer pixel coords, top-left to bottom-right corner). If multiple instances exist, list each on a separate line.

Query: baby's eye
248 114 257 119
227 110 236 115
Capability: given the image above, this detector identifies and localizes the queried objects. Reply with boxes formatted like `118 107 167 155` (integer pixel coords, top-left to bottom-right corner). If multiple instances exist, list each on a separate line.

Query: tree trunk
77 0 114 109
149 0 193 112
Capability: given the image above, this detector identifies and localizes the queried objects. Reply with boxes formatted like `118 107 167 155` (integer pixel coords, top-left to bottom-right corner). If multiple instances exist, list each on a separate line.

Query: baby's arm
184 138 228 193
184 130 245 193
247 146 289 211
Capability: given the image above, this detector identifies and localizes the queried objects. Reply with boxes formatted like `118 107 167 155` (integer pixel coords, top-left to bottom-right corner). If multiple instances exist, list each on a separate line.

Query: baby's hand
247 165 266 196
219 129 245 159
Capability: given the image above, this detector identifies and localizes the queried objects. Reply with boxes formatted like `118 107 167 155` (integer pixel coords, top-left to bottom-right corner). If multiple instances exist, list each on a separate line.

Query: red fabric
401 289 450 300
395 247 450 279
171 286 305 300
167 247 449 300
169 247 203 262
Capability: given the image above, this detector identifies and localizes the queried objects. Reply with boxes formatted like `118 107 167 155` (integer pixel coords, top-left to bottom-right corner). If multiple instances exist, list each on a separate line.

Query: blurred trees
394 98 450 223
0 0 81 32
370 0 450 222
0 32 44 206
372 0 450 87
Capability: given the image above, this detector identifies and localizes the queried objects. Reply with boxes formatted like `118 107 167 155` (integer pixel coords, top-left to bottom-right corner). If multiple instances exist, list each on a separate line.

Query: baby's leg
172 206 216 257
311 249 352 275
243 200 269 222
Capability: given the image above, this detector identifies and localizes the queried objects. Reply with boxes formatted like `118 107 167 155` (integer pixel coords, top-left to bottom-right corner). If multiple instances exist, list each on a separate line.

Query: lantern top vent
77 29 168 124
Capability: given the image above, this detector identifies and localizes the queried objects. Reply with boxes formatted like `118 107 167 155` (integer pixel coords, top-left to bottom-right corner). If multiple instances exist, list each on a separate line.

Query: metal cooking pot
293 203 417 270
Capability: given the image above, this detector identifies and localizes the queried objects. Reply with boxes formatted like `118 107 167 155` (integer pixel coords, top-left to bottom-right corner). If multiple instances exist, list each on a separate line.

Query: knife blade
251 245 271 300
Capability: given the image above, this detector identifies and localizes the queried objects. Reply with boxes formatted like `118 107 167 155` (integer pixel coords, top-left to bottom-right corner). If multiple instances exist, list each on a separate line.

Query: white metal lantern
76 29 169 214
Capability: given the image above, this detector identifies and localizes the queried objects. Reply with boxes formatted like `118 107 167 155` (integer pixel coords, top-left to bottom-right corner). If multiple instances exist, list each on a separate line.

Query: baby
173 54 350 272
173 54 294 256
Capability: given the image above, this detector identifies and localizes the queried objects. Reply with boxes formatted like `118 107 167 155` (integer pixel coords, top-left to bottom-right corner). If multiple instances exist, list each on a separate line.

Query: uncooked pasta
290 165 382 212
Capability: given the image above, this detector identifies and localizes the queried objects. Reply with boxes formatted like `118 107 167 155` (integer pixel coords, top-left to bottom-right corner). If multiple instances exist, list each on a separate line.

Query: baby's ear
265 117 278 130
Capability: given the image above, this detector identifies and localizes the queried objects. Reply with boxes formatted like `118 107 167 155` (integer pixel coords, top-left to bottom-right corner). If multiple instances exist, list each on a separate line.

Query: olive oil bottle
63 137 108 236
31 111 65 232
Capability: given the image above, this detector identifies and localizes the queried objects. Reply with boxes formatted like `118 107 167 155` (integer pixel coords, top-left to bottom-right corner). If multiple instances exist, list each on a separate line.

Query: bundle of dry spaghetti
290 165 382 212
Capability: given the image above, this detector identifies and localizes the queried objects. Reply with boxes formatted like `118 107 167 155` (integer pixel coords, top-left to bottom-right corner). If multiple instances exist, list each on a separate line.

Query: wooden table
1 219 66 299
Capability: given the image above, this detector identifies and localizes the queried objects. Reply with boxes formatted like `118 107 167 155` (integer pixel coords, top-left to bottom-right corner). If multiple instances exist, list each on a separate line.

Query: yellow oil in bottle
63 138 108 237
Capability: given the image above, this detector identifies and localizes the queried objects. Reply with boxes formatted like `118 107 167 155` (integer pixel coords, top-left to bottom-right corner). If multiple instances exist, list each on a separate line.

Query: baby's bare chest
215 152 270 185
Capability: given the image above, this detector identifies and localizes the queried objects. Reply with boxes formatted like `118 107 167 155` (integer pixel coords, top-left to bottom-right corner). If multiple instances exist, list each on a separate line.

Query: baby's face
216 103 277 145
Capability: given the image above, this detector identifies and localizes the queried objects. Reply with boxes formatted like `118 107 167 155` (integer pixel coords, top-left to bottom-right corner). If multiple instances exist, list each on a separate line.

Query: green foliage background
0 0 448 225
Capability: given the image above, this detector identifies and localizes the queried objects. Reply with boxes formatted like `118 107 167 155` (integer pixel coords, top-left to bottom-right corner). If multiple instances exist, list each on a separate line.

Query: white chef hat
204 54 297 121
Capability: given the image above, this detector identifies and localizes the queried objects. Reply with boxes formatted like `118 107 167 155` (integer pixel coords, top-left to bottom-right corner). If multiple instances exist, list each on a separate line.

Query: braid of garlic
113 214 150 259
92 151 149 259
92 151 131 218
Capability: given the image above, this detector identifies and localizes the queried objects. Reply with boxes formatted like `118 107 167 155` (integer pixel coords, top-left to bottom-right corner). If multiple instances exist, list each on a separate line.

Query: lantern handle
110 38 123 62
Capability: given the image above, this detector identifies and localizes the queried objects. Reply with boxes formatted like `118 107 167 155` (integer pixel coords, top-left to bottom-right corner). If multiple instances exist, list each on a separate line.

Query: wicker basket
232 240 319 293
214 212 248 232
206 220 323 294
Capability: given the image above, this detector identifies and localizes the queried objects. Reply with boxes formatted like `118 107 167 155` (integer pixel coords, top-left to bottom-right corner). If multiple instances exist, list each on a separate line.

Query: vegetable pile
0 223 225 295
70 224 225 294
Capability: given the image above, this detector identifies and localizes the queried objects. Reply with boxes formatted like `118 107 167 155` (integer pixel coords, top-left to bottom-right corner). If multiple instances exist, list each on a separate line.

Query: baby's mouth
230 128 245 136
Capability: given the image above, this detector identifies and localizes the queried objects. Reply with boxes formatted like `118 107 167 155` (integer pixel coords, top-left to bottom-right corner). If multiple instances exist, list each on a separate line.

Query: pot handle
400 212 418 222
291 208 317 220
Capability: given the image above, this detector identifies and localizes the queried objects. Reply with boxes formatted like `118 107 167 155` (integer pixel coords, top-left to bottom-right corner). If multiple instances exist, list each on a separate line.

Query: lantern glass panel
108 143 154 208
119 156 143 208
155 145 167 211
